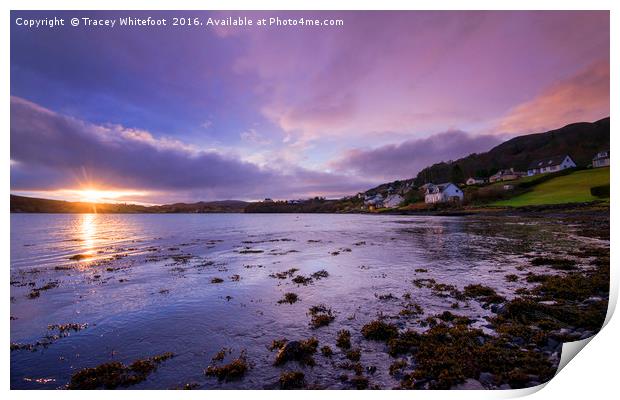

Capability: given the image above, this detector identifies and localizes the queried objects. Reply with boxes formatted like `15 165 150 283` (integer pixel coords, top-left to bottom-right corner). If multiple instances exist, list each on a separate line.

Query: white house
424 183 463 204
592 151 610 168
466 177 485 185
527 155 576 176
384 194 404 208
364 193 384 208
489 168 526 183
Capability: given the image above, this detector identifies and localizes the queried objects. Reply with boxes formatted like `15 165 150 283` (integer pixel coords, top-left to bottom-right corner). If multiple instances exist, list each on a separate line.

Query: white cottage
364 193 384 208
466 177 485 185
527 155 576 176
592 151 610 168
424 183 463 204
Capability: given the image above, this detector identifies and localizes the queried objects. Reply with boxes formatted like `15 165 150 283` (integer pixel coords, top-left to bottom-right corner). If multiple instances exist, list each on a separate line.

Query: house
424 183 463 204
466 177 485 185
384 194 404 208
489 168 527 183
527 155 576 176
592 150 610 168
364 193 384 209
420 183 436 192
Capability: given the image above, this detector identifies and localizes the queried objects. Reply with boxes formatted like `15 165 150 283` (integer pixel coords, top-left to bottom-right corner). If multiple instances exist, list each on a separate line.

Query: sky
10 10 610 204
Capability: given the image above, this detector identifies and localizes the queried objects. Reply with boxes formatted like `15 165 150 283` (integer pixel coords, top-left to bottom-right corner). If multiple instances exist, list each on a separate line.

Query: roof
527 155 571 169
428 183 457 193
593 150 609 160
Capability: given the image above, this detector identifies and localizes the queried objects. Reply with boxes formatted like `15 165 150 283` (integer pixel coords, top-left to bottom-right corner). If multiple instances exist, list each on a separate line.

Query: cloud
10 97 372 202
228 11 609 144
331 130 502 181
493 60 610 135
240 128 271 145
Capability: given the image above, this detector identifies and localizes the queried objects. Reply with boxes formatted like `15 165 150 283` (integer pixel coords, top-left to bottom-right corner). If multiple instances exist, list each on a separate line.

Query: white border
3 1 616 399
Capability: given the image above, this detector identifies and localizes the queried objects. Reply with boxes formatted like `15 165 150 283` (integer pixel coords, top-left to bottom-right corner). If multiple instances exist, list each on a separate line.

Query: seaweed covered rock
68 352 174 389
361 320 399 341
395 323 553 389
273 337 319 366
205 351 249 381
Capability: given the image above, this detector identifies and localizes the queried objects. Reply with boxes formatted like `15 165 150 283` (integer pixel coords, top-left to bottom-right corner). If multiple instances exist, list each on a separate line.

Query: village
256 150 610 213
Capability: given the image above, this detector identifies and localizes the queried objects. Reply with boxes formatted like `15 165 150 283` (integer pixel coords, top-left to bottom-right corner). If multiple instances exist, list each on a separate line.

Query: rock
499 384 512 390
453 379 485 390
478 372 494 386
494 304 507 315
546 337 560 351
584 296 603 305
274 341 301 365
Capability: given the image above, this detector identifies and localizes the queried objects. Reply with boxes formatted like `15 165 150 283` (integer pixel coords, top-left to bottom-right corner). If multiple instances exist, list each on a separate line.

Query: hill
10 195 248 213
491 167 609 207
414 117 609 185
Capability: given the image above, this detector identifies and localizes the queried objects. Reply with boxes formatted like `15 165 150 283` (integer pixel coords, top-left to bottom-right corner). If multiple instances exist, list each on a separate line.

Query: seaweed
336 329 351 349
463 284 506 304
269 268 299 279
396 323 553 389
277 292 299 304
273 337 319 366
348 375 369 389
311 270 329 280
361 320 398 341
68 352 174 389
345 348 361 362
279 371 305 389
292 275 313 285
308 304 335 328
505 274 519 282
320 345 333 357
211 347 231 362
205 351 248 381
530 257 577 271
389 359 407 376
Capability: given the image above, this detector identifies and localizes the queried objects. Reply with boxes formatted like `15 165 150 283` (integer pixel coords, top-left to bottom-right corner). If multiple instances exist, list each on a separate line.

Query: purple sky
10 11 609 203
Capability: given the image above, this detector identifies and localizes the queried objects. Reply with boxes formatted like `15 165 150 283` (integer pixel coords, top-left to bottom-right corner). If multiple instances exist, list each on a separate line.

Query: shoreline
10 201 610 217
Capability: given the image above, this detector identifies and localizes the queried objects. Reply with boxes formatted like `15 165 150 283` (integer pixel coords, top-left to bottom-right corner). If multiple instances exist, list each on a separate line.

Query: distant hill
10 195 248 213
413 117 609 185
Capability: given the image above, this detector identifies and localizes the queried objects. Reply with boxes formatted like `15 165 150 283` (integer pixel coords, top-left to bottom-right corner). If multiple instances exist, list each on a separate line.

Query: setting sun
73 188 149 203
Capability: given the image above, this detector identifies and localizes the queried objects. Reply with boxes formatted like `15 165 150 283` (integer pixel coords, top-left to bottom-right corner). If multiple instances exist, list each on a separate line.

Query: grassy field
492 167 609 207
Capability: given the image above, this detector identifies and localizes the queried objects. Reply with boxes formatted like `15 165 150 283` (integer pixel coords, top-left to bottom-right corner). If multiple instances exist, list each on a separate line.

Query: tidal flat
10 212 609 389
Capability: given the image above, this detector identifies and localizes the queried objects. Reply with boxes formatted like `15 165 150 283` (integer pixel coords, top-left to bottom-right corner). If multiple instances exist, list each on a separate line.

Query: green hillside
492 167 609 207
414 117 609 185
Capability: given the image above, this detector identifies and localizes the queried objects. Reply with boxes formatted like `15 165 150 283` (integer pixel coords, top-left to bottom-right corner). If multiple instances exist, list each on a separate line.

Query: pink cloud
493 60 610 135
229 11 609 144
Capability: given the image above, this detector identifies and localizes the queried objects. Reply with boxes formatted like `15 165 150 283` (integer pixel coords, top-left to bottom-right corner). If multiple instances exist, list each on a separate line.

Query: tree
450 164 465 183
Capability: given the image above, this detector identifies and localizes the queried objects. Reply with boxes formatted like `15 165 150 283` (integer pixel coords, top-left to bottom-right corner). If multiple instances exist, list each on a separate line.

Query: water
10 213 604 389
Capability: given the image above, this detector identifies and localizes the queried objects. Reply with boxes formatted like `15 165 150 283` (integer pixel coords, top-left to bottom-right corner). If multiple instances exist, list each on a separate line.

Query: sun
79 189 108 203
74 188 148 203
